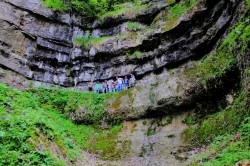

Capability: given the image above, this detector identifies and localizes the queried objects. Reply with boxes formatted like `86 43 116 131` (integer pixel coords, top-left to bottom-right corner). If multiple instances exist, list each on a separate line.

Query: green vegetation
183 91 249 145
167 0 196 19
190 118 250 165
42 0 140 18
75 36 111 50
29 87 116 124
0 84 122 165
99 4 146 20
126 50 143 59
184 17 250 85
42 0 67 11
90 125 123 160
182 115 196 126
183 91 250 165
147 129 156 136
182 13 250 165
165 116 173 125
127 22 144 31
155 0 197 32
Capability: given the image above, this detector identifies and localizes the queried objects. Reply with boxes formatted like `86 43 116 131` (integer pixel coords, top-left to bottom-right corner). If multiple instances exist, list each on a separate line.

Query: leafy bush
42 0 67 11
182 115 196 126
0 84 122 165
126 50 143 59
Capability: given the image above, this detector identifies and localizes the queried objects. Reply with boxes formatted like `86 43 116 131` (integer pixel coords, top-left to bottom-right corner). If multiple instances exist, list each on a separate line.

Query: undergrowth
183 91 249 145
98 3 145 20
42 0 140 18
190 116 250 166
184 17 250 85
183 12 250 165
167 0 197 20
127 22 144 31
74 36 111 50
153 0 197 31
0 84 122 165
126 50 143 59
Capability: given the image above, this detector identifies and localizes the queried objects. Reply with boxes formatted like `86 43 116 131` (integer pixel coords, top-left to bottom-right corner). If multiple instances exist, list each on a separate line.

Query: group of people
89 74 136 93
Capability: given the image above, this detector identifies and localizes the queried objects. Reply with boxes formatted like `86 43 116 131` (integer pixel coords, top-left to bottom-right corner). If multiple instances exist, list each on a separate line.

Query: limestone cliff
0 0 243 89
0 0 249 165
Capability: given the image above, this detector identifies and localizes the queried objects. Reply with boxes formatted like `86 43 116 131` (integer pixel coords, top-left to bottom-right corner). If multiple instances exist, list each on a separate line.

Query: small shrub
127 22 143 31
166 116 173 125
182 116 196 126
126 50 143 59
74 36 111 49
147 129 156 136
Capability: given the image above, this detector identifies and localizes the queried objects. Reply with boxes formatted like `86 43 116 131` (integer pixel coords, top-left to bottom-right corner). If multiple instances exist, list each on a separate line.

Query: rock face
0 1 248 165
107 60 240 120
106 115 193 166
0 0 242 89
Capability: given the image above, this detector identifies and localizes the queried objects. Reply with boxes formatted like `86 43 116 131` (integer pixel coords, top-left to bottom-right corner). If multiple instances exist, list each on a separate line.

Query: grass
189 114 250 166
183 91 249 144
89 125 123 160
182 21 250 162
126 50 143 59
182 9 250 165
0 84 123 165
127 22 143 31
42 0 138 18
167 0 197 20
42 0 67 11
98 4 146 20
74 36 111 50
29 87 117 124
154 0 198 32
182 89 250 165
182 115 196 126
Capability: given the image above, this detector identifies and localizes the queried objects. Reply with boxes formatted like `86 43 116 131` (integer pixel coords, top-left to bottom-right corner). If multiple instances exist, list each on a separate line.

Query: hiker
117 77 123 92
95 81 101 93
123 76 129 90
129 74 136 88
102 80 108 93
107 79 113 92
111 80 116 92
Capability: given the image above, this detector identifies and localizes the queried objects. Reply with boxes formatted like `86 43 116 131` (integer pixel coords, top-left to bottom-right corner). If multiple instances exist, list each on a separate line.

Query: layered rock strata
0 0 242 89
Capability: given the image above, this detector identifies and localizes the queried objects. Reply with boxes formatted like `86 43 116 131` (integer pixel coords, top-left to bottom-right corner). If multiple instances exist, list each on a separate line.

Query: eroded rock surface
74 115 193 166
0 0 242 89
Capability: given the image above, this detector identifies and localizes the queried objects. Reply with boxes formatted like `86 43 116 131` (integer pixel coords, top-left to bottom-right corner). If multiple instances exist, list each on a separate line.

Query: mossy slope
0 84 122 165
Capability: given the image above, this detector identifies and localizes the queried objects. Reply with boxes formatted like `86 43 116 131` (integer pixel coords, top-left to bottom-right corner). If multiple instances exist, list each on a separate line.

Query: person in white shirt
129 74 136 88
116 77 123 92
